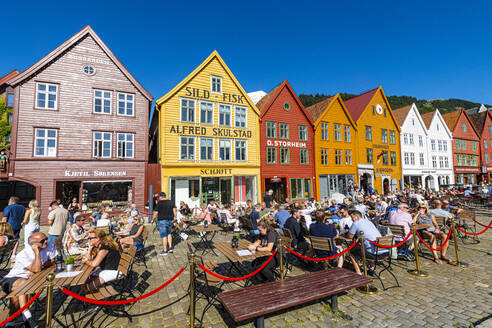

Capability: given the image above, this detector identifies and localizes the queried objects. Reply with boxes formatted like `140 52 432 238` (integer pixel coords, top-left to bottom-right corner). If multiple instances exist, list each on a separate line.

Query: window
485 153 490 164
462 123 467 132
431 139 436 151
384 108 387 117
382 152 388 165
403 133 408 144
7 113 12 126
457 154 462 166
418 135 423 147
6 93 14 107
365 126 372 141
279 123 289 139
490 139 492 148
6 133 10 143
219 139 232 161
321 122 329 140
404 152 409 165
372 106 375 115
235 106 247 128
300 148 309 164
180 136 195 160
456 139 461 150
200 101 213 125
472 141 477 151
298 125 308 141
290 178 309 200
484 139 488 149
420 153 424 166
36 83 57 109
345 150 352 165
200 137 214 161
321 149 329 165
34 128 57 157
280 147 289 164
489 126 492 135
335 150 342 165
334 124 341 141
390 152 397 166
189 179 200 198
181 98 195 123
412 119 415 126
439 156 444 168
266 121 276 138
443 140 447 151
219 104 231 126
389 130 395 144
432 156 437 168
235 140 247 161
410 153 415 165
117 133 134 158
117 93 134 116
266 147 277 164
93 132 111 158
211 75 222 93
444 156 449 168
438 140 442 151
83 65 95 75
344 126 351 142
366 148 373 164
94 90 112 114
409 133 413 145
381 129 388 143
462 140 466 150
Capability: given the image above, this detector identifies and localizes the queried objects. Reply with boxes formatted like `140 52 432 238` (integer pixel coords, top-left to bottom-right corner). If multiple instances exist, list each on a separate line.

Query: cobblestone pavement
7 212 492 328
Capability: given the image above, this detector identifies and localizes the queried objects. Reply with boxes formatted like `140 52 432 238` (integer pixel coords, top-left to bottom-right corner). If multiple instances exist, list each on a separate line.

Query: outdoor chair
0 239 17 272
218 213 234 233
455 210 480 244
365 235 399 291
135 226 149 267
382 223 414 262
308 235 337 270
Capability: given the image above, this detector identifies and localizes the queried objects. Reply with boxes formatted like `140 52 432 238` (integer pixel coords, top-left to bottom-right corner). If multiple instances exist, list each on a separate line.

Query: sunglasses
36 238 48 244
88 237 98 240
402 206 409 209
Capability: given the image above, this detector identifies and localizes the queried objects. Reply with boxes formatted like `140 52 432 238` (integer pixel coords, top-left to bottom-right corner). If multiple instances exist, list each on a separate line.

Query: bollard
356 231 378 294
408 224 428 277
45 273 55 328
278 237 284 280
188 252 202 328
449 219 469 268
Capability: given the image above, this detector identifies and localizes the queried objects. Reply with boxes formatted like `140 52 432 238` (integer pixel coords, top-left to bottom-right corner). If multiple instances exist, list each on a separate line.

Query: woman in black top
248 220 279 282
179 202 191 216
82 228 121 292
67 197 80 224
119 216 145 250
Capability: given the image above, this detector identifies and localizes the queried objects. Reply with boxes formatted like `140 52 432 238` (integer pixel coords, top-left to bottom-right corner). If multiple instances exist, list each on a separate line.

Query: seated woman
221 204 240 232
195 204 212 224
414 204 450 264
0 222 14 247
248 220 279 282
118 216 144 250
114 211 138 237
81 229 122 292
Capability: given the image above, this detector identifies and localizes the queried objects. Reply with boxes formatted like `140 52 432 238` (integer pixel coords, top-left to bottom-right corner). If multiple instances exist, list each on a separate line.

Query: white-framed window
234 106 247 128
444 156 449 168
267 147 277 164
489 126 492 135
389 130 395 144
484 153 489 164
432 156 437 168
36 83 58 110
6 93 14 107
219 104 231 126
334 124 341 141
300 148 309 165
321 149 329 165
200 101 214 125
403 133 408 144
299 125 308 141
431 139 436 151
94 89 112 114
321 122 329 140
211 75 222 94
484 139 488 149
200 137 214 161
180 136 195 160
335 149 342 165
410 153 415 165
219 139 232 161
408 133 413 145
404 152 409 165
93 131 112 158
345 150 352 165
443 140 448 151
439 156 444 168
419 153 424 166
382 129 388 143
266 121 276 138
280 147 289 164
34 128 57 157
438 140 443 151
180 98 195 123
235 139 247 161
279 123 289 139
117 92 134 116
344 125 351 142
365 126 372 141
418 135 423 147
462 123 467 132
117 133 134 158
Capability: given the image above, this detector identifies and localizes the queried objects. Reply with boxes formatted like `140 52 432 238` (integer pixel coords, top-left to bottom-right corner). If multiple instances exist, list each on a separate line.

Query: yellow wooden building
306 94 358 200
344 86 402 194
154 51 261 207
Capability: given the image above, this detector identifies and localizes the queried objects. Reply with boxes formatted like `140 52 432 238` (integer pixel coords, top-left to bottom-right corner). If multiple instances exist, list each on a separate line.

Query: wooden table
190 224 223 255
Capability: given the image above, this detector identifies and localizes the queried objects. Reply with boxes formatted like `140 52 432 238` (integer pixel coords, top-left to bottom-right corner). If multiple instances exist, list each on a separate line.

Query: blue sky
3 0 492 105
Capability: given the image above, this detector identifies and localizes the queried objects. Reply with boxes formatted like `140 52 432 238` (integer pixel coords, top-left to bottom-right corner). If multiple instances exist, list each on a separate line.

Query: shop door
337 175 347 195
319 176 328 201
202 178 219 205
220 178 231 205
329 176 338 196
265 178 286 204
174 179 189 207
56 181 81 207
383 178 389 194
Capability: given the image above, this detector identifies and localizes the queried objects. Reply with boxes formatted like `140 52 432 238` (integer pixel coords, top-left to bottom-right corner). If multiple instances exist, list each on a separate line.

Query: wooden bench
218 267 372 327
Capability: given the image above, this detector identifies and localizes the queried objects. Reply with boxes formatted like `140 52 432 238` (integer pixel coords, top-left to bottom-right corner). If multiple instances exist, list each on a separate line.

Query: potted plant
65 256 75 272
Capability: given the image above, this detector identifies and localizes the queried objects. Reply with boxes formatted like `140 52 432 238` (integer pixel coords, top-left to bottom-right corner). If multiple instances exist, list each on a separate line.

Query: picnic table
190 224 223 255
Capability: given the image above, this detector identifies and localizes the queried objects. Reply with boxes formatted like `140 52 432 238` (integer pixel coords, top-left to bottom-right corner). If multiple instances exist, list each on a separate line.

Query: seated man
1 232 57 327
283 208 308 250
246 205 260 235
274 205 290 229
388 202 416 259
62 214 89 255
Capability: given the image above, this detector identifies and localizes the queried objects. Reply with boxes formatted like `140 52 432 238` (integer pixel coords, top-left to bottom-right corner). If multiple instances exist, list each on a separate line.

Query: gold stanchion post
188 251 202 328
449 218 469 268
356 231 378 294
408 224 428 277
278 237 284 280
45 273 55 328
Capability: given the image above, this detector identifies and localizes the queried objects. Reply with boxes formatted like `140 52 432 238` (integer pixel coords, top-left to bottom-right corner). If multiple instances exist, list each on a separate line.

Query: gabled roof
421 110 435 129
7 25 152 101
0 70 20 86
305 96 336 123
469 111 491 135
257 80 314 125
392 105 412 126
344 87 378 122
247 90 267 105
442 109 480 137
156 50 259 116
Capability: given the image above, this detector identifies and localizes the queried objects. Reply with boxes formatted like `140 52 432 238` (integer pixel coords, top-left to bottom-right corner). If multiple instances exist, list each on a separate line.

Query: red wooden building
469 110 492 183
256 80 315 202
442 109 481 185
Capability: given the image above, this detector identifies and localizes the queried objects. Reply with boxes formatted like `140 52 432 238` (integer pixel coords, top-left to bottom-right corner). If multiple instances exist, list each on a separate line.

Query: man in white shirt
1 232 57 327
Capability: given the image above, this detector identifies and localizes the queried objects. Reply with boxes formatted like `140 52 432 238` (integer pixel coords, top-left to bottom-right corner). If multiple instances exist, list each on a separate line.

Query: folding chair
134 226 148 267
0 239 17 271
382 223 414 262
365 235 399 291
308 235 336 270
456 210 479 244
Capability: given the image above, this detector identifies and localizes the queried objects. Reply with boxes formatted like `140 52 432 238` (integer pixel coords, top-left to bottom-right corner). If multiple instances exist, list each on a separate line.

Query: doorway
383 178 389 194
360 173 372 193
265 178 286 204
56 181 81 207
202 177 219 205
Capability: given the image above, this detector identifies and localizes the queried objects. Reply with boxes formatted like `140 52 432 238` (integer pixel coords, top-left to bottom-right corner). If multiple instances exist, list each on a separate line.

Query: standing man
47 200 69 244
152 192 176 256
2 196 26 240
263 190 275 209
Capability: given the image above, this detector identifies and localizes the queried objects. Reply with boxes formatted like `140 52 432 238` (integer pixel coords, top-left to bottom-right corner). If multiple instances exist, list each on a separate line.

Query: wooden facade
257 80 315 202
5 26 152 224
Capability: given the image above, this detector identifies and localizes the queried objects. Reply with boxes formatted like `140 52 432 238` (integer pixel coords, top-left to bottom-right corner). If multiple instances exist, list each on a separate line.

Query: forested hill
298 93 490 114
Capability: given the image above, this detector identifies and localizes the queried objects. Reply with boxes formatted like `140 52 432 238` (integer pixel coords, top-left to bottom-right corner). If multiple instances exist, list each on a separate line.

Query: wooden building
4 26 152 223
442 109 481 185
469 110 492 183
344 87 402 194
153 51 261 208
306 94 357 200
257 80 315 202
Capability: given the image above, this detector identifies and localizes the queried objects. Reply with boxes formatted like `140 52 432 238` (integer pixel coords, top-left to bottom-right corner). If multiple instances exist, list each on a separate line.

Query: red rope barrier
416 229 452 251
369 232 412 248
61 267 185 305
456 220 492 236
285 239 359 261
0 292 40 327
472 218 490 228
199 250 277 281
